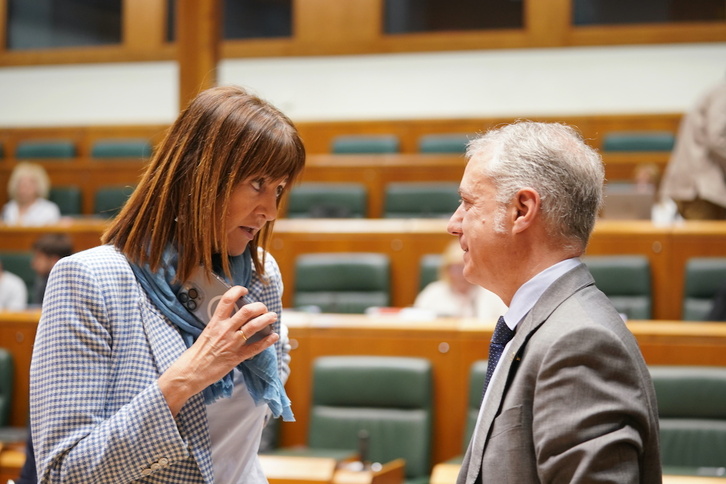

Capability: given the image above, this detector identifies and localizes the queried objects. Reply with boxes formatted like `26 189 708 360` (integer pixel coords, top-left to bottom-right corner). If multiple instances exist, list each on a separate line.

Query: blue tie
481 316 515 400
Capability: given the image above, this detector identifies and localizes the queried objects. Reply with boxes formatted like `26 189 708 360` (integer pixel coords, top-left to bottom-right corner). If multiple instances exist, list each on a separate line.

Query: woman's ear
512 187 540 234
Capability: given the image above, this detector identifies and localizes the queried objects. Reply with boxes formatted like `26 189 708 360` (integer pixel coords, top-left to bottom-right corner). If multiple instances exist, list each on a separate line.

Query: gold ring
238 329 248 342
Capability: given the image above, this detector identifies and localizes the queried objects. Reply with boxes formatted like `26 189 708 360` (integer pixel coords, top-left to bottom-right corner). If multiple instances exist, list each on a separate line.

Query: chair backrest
0 251 34 303
463 360 487 452
601 131 675 152
94 185 135 219
419 254 442 292
49 185 82 216
582 255 652 319
418 134 470 154
91 138 152 159
15 140 76 159
682 257 726 321
287 182 368 218
331 135 400 154
384 182 460 219
649 366 726 471
309 356 433 479
0 348 14 426
294 253 390 313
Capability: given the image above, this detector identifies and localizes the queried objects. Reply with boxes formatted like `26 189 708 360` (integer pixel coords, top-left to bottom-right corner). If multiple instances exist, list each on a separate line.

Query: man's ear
512 187 540 234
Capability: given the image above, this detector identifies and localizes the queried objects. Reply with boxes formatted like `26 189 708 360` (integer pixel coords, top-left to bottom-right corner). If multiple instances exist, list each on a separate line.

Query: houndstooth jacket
29 244 286 483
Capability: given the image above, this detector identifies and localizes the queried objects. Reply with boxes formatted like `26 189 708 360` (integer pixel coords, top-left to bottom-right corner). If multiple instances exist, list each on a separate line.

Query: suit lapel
461 265 596 484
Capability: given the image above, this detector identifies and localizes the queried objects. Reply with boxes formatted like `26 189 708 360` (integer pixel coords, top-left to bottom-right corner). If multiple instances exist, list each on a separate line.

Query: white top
413 281 507 322
2 198 61 226
0 270 28 310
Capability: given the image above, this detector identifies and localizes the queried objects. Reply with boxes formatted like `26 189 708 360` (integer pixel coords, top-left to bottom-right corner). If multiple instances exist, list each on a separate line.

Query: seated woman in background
2 162 60 226
414 240 507 321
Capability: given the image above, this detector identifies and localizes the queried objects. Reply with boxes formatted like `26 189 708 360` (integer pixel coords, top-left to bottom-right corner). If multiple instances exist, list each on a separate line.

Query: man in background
449 121 661 483
660 78 726 219
30 233 73 306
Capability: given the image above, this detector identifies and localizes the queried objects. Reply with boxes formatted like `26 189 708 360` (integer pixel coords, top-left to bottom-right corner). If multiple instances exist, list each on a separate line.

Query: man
449 121 661 483
660 78 726 219
30 233 73 306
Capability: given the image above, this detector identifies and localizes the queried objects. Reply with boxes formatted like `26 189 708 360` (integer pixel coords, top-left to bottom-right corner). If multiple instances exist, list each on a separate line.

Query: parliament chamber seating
0 251 33 304
286 182 368 218
650 366 726 476
293 253 391 313
90 138 152 160
271 355 434 484
49 185 83 216
582 255 652 319
417 134 470 154
15 140 76 159
0 348 13 427
682 257 726 321
331 134 400 154
383 182 460 219
419 254 442 292
93 185 135 219
601 131 676 152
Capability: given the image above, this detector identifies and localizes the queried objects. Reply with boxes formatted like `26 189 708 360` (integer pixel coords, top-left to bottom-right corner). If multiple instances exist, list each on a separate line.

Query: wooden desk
259 455 405 484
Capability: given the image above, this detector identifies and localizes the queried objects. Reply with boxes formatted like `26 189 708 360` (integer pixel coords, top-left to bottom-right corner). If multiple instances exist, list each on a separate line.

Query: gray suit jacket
458 264 662 484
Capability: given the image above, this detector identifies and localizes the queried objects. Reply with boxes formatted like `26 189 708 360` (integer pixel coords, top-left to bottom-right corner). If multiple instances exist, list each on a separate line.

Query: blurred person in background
2 162 60 226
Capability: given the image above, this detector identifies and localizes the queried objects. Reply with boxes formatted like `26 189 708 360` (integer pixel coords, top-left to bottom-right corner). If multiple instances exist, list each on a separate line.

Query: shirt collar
503 257 582 331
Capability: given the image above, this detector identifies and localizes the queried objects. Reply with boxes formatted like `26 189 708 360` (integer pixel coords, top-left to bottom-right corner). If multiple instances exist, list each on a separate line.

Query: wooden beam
176 0 221 111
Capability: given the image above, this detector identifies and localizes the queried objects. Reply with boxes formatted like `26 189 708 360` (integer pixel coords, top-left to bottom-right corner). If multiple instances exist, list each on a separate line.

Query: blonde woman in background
414 240 507 321
2 162 60 226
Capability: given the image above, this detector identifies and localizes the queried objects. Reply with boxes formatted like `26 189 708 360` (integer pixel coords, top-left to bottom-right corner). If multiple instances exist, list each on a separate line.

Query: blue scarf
130 246 294 421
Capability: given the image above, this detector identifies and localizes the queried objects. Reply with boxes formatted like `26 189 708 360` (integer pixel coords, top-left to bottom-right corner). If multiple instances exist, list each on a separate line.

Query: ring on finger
238 329 248 342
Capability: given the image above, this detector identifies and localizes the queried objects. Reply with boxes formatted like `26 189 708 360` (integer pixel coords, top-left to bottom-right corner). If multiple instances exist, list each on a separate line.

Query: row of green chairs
291 252 726 320
286 181 459 219
46 185 134 218
330 131 675 155
1 138 152 160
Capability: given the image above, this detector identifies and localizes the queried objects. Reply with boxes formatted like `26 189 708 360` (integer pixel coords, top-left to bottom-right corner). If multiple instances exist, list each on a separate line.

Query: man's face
32 251 58 276
447 154 509 292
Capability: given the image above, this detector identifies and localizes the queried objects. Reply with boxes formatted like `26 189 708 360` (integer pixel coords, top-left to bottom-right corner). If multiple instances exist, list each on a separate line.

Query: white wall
0 42 724 127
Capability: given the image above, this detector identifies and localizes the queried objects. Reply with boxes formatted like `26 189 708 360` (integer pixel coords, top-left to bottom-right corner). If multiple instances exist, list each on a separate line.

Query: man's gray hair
467 121 604 251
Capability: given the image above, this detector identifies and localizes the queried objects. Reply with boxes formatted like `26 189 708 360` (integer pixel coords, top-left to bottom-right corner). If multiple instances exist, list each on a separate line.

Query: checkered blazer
30 244 287 483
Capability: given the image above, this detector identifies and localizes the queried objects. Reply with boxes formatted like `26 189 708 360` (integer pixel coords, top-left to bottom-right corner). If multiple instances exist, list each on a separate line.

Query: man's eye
276 185 285 198
251 179 264 191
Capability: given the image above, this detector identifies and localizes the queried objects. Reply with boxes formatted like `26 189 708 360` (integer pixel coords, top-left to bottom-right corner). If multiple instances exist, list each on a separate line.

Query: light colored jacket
30 244 286 483
458 264 661 484
661 81 726 208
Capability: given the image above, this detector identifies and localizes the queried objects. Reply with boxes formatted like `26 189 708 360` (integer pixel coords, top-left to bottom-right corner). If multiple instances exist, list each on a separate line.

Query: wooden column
176 0 221 111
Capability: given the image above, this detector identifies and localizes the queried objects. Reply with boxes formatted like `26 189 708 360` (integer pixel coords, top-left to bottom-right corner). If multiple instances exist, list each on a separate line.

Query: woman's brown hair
102 85 306 282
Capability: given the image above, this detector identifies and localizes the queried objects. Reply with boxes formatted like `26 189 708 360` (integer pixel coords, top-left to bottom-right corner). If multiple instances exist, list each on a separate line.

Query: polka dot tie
481 316 515 401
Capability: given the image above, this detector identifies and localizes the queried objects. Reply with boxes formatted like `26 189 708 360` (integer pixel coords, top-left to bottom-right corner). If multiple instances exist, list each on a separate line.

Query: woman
414 240 507 321
29 86 305 483
2 161 61 225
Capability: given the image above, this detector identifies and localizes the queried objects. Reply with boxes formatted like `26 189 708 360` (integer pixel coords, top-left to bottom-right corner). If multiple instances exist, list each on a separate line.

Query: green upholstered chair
383 182 460 219
331 135 400 154
417 134 470 154
287 182 368 218
582 255 652 319
91 138 152 160
15 140 76 159
94 185 135 219
293 253 390 313
0 251 34 304
49 185 82 216
682 257 726 321
601 131 675 152
650 366 726 476
419 254 442 292
0 348 13 426
273 356 434 484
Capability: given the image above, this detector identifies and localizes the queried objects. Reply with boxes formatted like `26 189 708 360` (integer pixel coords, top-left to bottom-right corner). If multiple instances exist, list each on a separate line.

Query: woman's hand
158 285 279 416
